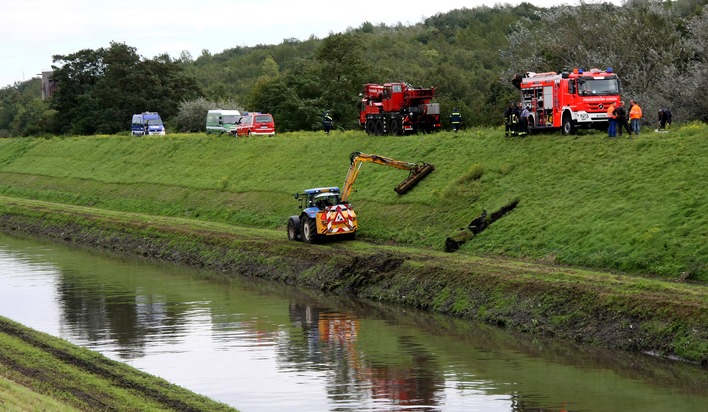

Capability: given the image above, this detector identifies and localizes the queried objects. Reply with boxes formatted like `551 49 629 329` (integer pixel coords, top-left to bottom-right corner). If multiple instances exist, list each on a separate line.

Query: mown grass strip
0 316 236 411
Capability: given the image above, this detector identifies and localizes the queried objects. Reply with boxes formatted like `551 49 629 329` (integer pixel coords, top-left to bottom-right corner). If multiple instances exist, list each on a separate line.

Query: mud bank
1 198 706 365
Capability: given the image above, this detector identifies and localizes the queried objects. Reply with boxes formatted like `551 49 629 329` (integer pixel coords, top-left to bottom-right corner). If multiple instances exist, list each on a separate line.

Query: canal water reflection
0 231 706 411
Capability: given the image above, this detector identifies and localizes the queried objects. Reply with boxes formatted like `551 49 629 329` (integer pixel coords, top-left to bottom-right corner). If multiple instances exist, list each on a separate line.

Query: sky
0 0 621 89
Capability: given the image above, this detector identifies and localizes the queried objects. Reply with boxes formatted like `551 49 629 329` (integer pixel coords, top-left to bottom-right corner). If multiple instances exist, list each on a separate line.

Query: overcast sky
1 0 621 89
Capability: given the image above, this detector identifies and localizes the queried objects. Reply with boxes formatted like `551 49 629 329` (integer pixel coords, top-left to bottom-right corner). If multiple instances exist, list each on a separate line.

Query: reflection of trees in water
56 277 187 360
284 303 445 409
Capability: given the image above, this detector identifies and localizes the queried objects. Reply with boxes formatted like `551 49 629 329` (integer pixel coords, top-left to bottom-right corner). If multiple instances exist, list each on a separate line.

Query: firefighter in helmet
323 110 333 134
504 102 514 137
450 107 462 133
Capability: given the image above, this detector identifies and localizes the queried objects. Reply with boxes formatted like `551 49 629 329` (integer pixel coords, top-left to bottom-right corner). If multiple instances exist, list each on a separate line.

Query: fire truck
513 68 621 135
358 83 441 135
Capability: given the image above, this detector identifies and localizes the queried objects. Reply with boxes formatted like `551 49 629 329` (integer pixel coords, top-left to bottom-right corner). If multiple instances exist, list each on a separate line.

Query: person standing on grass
607 102 617 138
323 111 333 134
629 99 643 135
450 107 462 133
616 101 631 136
519 105 530 136
504 103 514 137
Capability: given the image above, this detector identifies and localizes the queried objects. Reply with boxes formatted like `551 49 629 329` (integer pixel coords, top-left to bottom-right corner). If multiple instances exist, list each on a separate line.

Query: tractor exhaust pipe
394 162 435 195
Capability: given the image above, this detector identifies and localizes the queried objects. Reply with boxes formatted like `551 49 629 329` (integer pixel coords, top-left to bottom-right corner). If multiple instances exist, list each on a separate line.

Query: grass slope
0 125 705 282
0 316 235 411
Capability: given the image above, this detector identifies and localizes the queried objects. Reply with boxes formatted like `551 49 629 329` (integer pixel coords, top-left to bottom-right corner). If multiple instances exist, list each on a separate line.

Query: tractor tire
366 119 376 135
374 119 385 136
300 216 319 244
287 216 301 241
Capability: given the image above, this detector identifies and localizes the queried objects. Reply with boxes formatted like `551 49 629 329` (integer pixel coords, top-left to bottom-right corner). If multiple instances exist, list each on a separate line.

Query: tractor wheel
287 216 301 241
374 119 385 136
389 118 401 136
300 216 319 244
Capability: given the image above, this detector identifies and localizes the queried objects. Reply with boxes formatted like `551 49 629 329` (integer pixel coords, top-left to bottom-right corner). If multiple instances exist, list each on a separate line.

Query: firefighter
511 102 522 136
450 107 462 132
629 100 643 135
323 111 333 134
504 103 514 137
607 102 618 138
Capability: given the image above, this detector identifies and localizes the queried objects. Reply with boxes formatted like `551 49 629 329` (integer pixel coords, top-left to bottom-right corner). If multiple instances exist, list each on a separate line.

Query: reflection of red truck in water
359 83 441 135
513 68 621 135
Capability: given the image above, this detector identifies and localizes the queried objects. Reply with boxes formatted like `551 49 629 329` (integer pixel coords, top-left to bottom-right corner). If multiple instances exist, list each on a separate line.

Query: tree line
0 0 706 137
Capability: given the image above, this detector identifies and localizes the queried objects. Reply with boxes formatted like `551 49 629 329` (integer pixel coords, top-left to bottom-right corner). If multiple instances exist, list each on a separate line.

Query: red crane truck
358 82 441 136
513 68 621 135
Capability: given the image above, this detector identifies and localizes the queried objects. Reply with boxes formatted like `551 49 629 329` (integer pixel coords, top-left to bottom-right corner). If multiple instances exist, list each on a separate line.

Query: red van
235 113 275 136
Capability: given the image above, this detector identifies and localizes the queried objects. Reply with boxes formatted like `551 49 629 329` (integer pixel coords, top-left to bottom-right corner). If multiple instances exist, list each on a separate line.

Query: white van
206 109 241 135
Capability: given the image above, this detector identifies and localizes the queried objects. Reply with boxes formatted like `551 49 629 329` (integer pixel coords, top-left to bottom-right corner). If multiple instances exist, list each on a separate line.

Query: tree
175 97 243 132
316 33 373 129
503 1 692 123
50 42 202 135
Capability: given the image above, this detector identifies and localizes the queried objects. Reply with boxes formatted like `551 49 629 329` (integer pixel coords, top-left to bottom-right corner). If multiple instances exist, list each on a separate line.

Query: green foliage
49 42 202 135
175 97 242 132
1 2 707 137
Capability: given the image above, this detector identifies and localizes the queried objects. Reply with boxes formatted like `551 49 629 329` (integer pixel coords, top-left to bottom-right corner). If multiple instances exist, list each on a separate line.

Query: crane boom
341 152 435 202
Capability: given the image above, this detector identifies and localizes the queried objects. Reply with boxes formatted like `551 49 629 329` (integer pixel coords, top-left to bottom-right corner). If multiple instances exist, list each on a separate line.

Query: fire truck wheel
389 118 401 136
300 217 319 244
562 115 575 135
374 119 385 136
366 119 376 135
287 216 301 241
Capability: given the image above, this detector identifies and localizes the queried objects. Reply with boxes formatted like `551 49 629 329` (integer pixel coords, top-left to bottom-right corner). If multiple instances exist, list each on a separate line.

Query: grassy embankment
0 125 705 368
0 315 235 411
0 125 705 280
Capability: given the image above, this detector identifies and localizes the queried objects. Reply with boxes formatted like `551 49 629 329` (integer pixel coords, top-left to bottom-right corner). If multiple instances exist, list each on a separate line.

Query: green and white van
206 109 241 135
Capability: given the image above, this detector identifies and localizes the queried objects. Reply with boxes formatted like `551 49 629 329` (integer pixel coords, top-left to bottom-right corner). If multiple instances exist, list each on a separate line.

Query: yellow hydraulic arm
340 152 435 202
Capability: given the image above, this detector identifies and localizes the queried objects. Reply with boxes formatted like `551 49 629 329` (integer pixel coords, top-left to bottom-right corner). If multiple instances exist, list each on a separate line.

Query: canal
0 231 705 411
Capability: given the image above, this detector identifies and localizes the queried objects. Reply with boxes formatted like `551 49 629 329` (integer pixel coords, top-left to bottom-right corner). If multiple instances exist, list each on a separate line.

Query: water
0 231 706 411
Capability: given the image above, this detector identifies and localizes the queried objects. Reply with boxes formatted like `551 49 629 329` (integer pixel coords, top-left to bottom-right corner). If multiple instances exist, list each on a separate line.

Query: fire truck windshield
577 78 620 96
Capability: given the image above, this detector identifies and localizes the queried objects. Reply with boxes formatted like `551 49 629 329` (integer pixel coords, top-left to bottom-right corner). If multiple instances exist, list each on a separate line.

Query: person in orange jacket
629 99 643 135
607 102 617 137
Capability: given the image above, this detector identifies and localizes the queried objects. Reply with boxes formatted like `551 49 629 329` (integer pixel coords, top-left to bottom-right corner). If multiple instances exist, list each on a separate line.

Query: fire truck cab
515 68 621 135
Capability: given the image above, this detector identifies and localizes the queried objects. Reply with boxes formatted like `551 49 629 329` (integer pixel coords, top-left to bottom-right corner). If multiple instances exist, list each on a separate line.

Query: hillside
0 126 705 281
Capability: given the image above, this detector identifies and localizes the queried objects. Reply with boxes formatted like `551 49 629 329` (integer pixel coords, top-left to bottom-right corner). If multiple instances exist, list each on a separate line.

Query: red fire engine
513 68 621 135
358 83 441 135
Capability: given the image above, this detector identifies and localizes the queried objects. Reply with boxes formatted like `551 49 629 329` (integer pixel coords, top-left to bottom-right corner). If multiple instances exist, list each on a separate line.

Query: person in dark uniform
322 111 333 134
615 100 631 136
519 105 530 136
504 103 514 137
450 107 462 133
658 108 672 130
